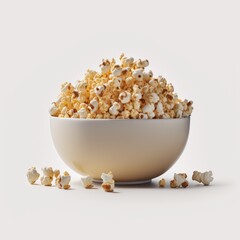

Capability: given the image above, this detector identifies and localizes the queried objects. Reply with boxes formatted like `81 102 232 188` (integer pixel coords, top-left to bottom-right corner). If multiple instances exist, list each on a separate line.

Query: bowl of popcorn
50 54 193 184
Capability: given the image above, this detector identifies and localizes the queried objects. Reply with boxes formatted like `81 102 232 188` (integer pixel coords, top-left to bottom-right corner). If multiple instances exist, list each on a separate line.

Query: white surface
0 0 239 239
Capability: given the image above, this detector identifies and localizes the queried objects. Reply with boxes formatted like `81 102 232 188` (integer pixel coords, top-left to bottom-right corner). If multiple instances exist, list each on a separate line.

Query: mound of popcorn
49 54 193 119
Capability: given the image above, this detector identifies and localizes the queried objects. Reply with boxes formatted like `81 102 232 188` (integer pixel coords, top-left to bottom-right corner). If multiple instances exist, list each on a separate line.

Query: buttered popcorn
49 54 193 119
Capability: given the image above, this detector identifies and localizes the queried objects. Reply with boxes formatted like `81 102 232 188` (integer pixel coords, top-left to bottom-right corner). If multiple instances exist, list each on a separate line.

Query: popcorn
78 108 88 119
132 69 144 81
170 173 188 188
156 102 164 116
49 103 59 116
56 171 71 190
88 99 98 113
109 102 120 116
40 176 53 186
94 85 105 96
101 171 115 192
149 93 159 103
192 171 214 185
49 54 193 119
143 70 153 81
174 173 188 187
135 59 149 68
41 167 54 186
119 91 131 104
81 176 94 189
26 167 40 184
112 65 122 77
159 178 166 188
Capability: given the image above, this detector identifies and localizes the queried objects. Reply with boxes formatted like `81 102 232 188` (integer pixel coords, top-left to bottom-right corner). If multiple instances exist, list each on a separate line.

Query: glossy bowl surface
50 117 190 183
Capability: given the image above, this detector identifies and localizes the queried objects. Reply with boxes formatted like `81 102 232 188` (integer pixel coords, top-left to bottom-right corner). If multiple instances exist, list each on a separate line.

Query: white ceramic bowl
50 117 190 184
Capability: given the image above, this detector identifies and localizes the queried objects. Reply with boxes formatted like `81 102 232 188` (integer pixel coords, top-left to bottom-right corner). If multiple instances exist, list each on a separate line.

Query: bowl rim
50 116 191 121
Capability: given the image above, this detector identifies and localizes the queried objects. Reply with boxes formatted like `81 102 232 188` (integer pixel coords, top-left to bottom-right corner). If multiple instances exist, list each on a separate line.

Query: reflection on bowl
50 117 190 184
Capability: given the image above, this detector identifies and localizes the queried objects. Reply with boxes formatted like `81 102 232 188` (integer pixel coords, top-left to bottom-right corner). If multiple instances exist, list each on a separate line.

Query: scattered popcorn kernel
26 167 40 184
192 171 214 185
159 178 166 188
56 171 71 190
49 54 193 119
101 171 115 192
40 176 53 186
174 173 187 187
81 176 94 189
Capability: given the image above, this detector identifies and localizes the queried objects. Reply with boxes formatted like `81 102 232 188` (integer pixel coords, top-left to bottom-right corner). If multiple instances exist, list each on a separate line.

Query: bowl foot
93 179 152 185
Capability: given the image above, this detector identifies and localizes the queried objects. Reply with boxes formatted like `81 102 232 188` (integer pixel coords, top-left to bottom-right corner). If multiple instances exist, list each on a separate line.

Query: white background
0 0 239 239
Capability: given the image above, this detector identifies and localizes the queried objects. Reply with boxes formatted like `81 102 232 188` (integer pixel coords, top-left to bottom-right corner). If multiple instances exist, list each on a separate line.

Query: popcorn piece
132 69 144 81
101 171 115 192
112 65 122 77
56 171 71 190
26 167 40 184
143 70 153 81
88 99 98 113
94 85 105 96
119 91 131 104
40 167 54 186
40 176 53 186
135 59 149 68
78 108 88 118
174 173 187 187
81 176 94 189
49 104 59 116
100 59 111 75
120 54 134 67
159 178 166 188
109 102 120 116
192 171 214 185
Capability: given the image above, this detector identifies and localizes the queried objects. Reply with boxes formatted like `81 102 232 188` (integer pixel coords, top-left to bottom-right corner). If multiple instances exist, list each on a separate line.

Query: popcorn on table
81 176 94 189
192 171 214 185
170 173 189 188
159 178 166 188
56 171 71 190
26 167 40 184
49 54 193 119
40 167 54 186
101 172 115 192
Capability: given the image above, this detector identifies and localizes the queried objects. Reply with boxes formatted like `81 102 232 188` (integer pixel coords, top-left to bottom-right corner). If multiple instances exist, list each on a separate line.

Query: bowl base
93 178 152 185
